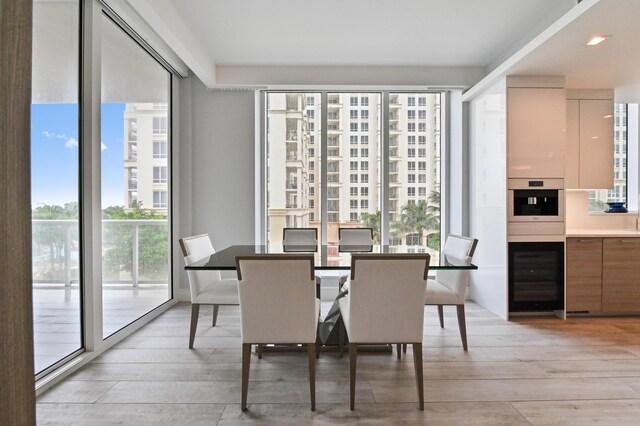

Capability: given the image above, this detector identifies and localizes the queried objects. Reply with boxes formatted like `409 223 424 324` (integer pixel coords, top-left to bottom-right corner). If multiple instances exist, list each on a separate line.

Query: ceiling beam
125 0 217 86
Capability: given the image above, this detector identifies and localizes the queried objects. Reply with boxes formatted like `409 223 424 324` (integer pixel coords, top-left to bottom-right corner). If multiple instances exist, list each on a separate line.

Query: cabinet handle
617 240 639 243
576 239 595 243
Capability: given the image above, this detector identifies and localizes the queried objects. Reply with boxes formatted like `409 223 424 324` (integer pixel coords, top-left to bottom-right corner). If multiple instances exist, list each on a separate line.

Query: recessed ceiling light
587 35 610 46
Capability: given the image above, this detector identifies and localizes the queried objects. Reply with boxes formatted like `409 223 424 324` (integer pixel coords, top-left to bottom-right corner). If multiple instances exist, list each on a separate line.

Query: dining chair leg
396 344 402 359
241 343 251 411
456 304 468 351
412 343 424 410
338 318 344 358
349 343 357 411
403 343 407 353
307 343 316 411
257 344 263 359
315 336 321 360
189 303 200 349
212 304 219 326
437 305 444 328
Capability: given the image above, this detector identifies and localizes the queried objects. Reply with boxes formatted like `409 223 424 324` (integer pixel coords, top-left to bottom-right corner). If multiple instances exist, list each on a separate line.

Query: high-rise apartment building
124 103 169 215
266 93 440 245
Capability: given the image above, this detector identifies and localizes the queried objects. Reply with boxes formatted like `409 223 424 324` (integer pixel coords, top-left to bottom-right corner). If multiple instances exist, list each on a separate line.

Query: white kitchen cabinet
565 95 614 189
507 87 566 178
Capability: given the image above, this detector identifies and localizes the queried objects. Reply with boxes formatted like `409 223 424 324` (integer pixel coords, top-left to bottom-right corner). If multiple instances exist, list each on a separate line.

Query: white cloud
101 143 107 151
42 130 79 150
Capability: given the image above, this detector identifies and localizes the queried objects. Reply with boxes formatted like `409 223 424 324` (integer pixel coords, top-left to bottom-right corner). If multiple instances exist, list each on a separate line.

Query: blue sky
31 103 126 208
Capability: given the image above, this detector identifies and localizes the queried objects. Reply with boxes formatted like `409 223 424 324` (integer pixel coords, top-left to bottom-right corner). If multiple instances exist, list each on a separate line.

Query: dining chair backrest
282 228 318 246
179 234 222 301
436 234 478 299
236 254 317 344
338 228 374 246
347 254 430 343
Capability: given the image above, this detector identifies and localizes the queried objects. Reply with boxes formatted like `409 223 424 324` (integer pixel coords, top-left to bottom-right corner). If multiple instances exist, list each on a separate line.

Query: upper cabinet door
565 99 580 188
507 88 566 178
579 99 614 189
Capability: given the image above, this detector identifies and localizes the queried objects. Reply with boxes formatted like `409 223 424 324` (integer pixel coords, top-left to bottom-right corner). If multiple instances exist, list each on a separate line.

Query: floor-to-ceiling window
325 93 382 245
266 93 321 244
101 15 172 338
31 0 82 375
388 93 441 254
265 91 442 259
31 0 176 379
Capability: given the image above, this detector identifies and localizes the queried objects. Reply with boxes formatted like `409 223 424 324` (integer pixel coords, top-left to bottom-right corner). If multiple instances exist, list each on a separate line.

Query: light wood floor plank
36 302 640 424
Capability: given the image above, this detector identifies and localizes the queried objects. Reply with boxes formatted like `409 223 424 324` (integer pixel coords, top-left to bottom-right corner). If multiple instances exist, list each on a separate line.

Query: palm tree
425 190 441 250
399 201 430 245
395 190 441 247
360 210 381 243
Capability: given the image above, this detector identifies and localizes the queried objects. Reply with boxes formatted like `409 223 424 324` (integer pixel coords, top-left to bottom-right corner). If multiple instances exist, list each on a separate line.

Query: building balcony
286 181 298 189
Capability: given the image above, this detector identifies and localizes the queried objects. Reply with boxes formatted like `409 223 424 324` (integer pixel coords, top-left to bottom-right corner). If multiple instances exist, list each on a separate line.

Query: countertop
566 229 640 237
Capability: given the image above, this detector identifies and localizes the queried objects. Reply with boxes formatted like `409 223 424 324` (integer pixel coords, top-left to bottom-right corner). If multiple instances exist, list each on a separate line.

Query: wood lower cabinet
566 238 602 312
602 238 640 312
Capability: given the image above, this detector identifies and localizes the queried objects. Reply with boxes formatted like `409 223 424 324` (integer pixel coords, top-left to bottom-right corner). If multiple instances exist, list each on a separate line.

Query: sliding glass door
31 0 82 375
101 15 172 338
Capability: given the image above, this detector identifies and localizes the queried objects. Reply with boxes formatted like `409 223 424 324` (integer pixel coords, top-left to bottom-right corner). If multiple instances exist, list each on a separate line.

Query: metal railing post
64 222 71 287
132 223 139 287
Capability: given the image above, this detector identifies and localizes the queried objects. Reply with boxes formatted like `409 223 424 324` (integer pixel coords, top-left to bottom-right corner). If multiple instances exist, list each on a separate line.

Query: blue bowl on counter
605 202 628 213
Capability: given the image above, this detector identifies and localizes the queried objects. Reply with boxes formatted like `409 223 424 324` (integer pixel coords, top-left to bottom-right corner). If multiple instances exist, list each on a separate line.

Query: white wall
468 78 508 319
176 75 257 296
446 90 466 236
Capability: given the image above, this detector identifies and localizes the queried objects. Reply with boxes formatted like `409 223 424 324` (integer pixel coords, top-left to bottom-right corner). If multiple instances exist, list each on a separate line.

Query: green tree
426 190 441 251
399 201 431 246
32 203 79 280
102 202 168 281
360 210 381 243
392 190 441 249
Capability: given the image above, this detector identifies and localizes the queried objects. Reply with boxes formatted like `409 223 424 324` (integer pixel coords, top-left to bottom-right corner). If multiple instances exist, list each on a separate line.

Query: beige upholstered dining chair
282 227 318 247
179 234 239 349
282 228 321 298
425 234 478 350
235 254 320 412
338 253 430 410
338 227 374 246
336 228 375 287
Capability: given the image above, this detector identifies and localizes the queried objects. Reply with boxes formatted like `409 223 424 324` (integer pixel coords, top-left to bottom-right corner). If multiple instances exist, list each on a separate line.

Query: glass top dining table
184 244 478 271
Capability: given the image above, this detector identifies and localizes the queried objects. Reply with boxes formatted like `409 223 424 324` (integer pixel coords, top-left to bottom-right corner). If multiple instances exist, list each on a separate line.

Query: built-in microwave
507 179 564 222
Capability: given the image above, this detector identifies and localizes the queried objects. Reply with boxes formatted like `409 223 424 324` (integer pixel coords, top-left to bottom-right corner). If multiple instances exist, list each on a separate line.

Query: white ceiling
492 0 640 102
167 0 575 67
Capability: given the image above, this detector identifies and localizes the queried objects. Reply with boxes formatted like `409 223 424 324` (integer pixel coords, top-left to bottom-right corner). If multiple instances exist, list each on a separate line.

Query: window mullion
320 92 328 245
381 91 390 245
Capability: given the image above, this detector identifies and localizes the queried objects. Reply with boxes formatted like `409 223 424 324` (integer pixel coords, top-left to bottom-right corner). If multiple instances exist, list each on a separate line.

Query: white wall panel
182 76 256 253
468 78 508 319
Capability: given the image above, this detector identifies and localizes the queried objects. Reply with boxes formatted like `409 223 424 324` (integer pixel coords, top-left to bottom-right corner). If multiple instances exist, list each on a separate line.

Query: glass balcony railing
32 219 169 286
